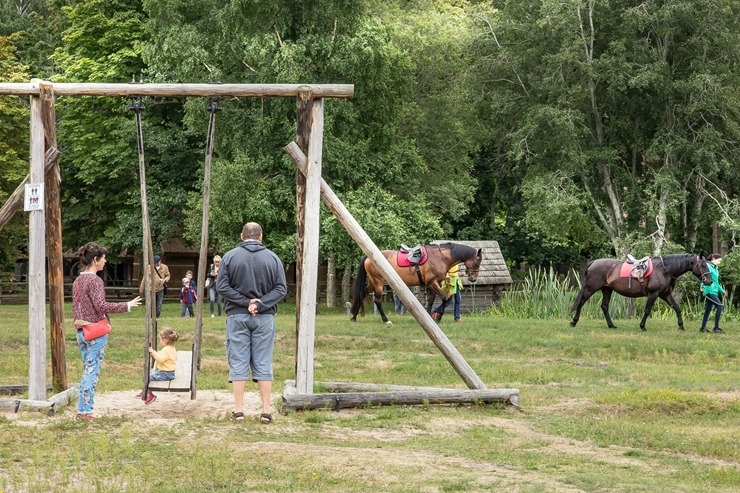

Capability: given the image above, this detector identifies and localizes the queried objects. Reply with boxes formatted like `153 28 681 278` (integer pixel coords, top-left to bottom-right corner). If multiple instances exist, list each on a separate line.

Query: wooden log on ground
0 398 56 415
48 385 78 411
284 379 452 393
282 382 520 413
0 385 52 396
0 82 354 98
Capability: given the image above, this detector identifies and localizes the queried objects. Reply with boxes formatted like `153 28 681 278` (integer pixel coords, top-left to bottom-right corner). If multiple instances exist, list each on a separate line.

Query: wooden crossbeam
0 82 354 98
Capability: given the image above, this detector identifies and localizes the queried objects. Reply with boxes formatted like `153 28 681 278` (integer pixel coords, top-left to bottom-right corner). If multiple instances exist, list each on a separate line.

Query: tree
0 34 30 270
144 0 440 263
470 0 740 263
52 0 202 255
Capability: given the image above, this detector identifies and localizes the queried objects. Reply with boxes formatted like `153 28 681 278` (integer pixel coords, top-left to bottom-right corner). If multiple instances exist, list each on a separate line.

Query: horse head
463 248 483 283
695 253 712 286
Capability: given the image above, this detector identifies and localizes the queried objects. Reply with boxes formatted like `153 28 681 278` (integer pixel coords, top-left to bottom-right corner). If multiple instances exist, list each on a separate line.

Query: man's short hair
242 222 262 240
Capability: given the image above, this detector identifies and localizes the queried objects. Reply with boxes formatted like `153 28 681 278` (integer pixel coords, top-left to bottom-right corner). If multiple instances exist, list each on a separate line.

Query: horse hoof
640 327 647 332
350 317 356 322
678 328 685 333
608 325 617 330
569 321 576 328
385 321 393 326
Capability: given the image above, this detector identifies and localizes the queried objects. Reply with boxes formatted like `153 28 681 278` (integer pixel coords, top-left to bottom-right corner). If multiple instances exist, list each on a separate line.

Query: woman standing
208 255 223 317
700 253 726 334
73 242 142 419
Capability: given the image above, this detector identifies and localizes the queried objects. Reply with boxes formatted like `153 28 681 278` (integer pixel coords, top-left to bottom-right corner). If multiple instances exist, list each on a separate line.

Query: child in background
185 269 196 290
180 276 196 317
139 328 179 405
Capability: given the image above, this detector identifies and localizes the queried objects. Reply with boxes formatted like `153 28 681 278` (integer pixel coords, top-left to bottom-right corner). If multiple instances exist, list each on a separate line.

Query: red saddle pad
397 247 428 267
619 259 654 278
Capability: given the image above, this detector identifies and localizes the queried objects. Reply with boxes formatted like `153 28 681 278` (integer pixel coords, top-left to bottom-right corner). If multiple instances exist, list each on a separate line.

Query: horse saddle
398 244 428 267
621 256 653 280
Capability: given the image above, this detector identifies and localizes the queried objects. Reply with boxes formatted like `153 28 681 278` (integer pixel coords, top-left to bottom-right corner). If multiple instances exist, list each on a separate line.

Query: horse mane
436 242 477 261
656 253 694 274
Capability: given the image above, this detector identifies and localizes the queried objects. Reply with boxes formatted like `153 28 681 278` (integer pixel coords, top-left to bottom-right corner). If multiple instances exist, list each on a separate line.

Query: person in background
700 253 726 334
138 328 180 405
139 254 170 318
217 222 287 423
393 292 407 315
185 269 196 290
431 264 463 323
73 242 142 419
180 277 197 317
208 255 223 318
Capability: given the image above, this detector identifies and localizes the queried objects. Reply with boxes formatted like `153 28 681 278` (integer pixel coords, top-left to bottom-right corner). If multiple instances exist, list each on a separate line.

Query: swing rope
130 94 157 401
193 97 221 395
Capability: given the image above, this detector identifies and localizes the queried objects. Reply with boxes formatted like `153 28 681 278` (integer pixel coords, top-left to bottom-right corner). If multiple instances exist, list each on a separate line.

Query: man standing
139 254 170 318
217 222 287 423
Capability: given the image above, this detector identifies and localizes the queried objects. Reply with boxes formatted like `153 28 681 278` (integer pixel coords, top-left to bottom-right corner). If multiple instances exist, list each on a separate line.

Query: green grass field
0 300 738 492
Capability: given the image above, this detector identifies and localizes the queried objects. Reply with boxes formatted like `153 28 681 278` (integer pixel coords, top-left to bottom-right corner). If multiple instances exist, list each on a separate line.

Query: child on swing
138 328 179 404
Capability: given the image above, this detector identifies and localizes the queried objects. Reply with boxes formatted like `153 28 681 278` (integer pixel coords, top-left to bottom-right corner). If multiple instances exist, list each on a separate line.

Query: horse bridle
696 256 711 285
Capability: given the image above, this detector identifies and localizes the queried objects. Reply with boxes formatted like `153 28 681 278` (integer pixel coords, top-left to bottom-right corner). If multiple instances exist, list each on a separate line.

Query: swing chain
129 95 145 113
207 97 222 114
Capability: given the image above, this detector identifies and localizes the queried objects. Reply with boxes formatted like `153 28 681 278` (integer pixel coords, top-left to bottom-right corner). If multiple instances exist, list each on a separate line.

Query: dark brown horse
351 243 483 325
570 253 711 332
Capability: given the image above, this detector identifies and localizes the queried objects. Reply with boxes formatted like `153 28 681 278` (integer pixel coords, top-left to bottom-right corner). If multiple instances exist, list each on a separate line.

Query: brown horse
570 253 711 332
351 243 483 324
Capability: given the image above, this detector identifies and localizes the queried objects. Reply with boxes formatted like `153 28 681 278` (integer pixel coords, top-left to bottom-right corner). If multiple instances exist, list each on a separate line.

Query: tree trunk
342 259 353 305
326 254 336 308
653 186 669 256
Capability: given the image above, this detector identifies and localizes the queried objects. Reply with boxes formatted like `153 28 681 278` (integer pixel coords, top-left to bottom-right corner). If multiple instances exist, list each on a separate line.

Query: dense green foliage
0 0 739 279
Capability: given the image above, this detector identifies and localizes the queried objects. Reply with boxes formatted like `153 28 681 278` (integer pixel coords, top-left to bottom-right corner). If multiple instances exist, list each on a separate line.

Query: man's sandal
260 413 273 424
231 411 245 421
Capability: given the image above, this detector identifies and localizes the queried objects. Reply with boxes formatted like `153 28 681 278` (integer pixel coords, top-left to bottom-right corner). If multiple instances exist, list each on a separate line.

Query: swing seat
148 351 193 392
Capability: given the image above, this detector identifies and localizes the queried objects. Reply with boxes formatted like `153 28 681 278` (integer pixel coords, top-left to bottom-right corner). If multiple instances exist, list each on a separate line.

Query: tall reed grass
488 268 737 322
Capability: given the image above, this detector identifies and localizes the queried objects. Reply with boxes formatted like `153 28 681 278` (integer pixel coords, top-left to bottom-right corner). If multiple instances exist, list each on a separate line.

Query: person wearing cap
180 276 197 317
700 253 726 334
139 254 170 317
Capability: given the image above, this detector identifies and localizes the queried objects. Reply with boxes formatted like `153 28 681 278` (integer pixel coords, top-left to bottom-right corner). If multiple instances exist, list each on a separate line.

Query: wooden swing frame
0 80 519 415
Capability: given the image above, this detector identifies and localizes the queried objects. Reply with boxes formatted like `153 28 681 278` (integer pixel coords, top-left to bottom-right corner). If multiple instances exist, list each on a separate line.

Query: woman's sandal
260 413 273 424
231 411 245 421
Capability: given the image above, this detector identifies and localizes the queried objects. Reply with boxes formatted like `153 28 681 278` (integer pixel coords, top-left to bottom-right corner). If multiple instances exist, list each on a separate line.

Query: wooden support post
294 90 313 377
40 82 67 392
27 80 47 401
284 142 486 390
295 99 324 395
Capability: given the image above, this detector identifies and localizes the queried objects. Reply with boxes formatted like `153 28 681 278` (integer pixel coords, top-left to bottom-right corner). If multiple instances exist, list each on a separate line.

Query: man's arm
255 258 287 311
216 258 250 307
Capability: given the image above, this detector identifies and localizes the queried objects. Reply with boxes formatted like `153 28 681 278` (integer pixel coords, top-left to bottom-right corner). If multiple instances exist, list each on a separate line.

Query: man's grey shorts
225 313 276 382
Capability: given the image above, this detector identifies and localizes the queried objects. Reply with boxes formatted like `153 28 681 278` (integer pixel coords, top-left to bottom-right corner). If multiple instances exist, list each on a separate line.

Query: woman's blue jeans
76 331 108 415
209 284 222 316
701 293 723 329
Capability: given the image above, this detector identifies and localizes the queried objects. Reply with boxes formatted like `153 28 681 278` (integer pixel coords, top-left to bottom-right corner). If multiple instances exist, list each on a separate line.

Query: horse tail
351 257 369 320
570 260 594 312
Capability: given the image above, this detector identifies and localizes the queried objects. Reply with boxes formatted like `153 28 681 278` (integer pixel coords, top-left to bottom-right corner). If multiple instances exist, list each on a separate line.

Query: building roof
431 240 512 286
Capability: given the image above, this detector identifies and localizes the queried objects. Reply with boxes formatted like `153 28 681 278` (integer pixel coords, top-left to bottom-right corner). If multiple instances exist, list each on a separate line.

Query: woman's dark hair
708 253 722 261
78 242 108 266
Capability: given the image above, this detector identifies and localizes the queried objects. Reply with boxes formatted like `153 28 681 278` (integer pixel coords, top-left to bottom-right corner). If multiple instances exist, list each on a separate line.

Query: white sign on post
24 183 45 212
